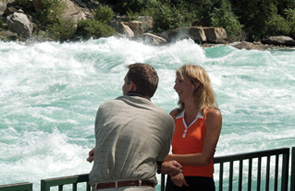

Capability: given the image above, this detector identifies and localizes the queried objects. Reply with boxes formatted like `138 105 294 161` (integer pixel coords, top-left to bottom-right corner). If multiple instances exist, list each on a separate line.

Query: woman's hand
171 173 189 187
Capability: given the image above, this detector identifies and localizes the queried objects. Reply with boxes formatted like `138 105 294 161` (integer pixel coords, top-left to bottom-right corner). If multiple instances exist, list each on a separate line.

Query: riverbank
2 0 295 50
201 41 295 50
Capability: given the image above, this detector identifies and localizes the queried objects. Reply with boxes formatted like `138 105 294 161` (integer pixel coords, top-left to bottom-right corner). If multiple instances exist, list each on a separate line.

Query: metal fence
161 147 291 191
1 147 294 191
212 147 289 191
40 174 90 191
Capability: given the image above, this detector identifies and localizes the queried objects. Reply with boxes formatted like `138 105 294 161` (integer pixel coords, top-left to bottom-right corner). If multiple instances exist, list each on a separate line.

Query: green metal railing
0 182 32 191
40 174 90 191
213 147 289 191
2 146 294 191
161 147 291 191
291 147 295 191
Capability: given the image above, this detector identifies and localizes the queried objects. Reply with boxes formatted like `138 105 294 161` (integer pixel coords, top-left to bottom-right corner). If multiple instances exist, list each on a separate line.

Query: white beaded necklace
178 110 203 138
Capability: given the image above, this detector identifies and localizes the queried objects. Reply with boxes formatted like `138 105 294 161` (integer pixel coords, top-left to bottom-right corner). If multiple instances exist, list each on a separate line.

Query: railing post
281 148 289 191
40 180 49 191
291 147 295 191
161 174 165 191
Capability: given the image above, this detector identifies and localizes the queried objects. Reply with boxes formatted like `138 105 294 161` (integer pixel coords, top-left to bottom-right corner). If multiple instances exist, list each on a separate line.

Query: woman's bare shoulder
206 108 222 119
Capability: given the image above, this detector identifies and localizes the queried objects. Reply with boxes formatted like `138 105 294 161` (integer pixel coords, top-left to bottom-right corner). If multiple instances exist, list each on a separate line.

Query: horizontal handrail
0 182 32 191
41 174 90 191
1 146 294 191
214 147 289 162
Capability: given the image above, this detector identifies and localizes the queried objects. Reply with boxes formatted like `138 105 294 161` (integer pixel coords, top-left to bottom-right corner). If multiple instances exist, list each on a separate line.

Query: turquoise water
0 37 294 190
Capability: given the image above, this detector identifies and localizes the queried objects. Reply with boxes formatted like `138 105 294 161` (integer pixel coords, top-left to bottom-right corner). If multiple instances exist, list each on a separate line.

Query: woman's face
174 73 196 103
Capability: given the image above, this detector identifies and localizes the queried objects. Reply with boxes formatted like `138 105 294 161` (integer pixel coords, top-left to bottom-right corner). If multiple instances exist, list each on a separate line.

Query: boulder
230 41 261 50
202 27 227 43
62 0 86 24
6 12 33 38
161 27 206 43
110 21 135 38
0 30 18 41
32 0 86 24
121 22 135 38
262 36 295 46
128 20 143 37
112 15 153 32
0 0 7 15
137 16 153 30
142 33 166 45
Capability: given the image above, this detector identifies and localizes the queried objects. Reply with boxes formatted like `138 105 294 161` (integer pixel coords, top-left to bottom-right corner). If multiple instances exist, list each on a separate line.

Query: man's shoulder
97 97 123 111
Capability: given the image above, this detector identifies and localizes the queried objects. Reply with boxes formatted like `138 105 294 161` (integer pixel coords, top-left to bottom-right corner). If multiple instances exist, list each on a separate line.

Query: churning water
0 37 294 190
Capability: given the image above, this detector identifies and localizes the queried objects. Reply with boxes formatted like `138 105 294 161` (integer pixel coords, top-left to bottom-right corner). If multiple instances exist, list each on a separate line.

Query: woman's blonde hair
176 64 218 115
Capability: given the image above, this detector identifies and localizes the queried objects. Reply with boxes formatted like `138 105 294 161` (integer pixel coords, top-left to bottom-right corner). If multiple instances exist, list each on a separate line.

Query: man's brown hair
127 63 159 98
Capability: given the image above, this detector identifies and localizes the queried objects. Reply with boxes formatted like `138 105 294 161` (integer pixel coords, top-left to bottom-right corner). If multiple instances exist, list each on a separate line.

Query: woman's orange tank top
171 110 214 177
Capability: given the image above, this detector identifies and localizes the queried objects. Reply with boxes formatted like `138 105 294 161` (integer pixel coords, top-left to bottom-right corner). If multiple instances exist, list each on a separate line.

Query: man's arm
87 109 100 163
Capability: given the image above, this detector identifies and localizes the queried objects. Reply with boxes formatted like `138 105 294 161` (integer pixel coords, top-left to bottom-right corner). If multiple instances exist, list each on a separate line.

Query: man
87 63 182 191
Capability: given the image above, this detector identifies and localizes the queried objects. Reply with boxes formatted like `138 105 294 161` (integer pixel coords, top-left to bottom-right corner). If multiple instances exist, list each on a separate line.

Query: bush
211 1 243 38
284 8 295 38
14 0 34 11
265 13 290 36
76 20 117 40
98 0 156 14
152 4 194 33
0 17 3 28
37 0 66 26
94 5 113 24
48 18 76 42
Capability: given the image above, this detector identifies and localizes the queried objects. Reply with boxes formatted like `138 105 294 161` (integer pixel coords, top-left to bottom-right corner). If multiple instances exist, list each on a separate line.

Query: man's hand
87 148 95 163
171 173 189 187
161 160 182 176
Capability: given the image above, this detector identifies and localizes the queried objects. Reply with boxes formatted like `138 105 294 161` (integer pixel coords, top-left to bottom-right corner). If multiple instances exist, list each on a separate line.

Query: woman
165 64 222 191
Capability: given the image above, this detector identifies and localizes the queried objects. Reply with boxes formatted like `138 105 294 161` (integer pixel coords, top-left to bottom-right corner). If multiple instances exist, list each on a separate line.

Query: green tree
76 20 117 40
48 18 76 42
229 0 279 40
284 8 295 38
211 0 243 38
152 4 195 32
94 5 113 24
37 0 66 26
277 0 295 15
97 0 158 14
265 13 290 36
175 0 223 26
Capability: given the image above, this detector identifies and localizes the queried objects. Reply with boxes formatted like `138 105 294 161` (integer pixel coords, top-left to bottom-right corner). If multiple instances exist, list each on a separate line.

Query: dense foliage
6 0 295 42
76 5 118 40
28 1 117 41
98 0 295 41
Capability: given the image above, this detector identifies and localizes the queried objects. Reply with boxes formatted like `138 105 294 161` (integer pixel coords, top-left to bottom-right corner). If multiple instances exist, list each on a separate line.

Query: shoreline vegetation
1 0 295 50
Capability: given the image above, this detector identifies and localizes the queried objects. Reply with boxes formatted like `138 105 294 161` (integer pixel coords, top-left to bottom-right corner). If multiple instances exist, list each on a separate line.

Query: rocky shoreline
1 0 295 51
202 41 295 51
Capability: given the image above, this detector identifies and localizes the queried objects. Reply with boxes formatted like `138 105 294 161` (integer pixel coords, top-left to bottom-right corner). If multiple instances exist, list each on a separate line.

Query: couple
87 63 222 191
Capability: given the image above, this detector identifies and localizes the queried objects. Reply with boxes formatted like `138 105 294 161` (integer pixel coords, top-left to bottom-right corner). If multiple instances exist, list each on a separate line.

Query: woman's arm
165 108 222 166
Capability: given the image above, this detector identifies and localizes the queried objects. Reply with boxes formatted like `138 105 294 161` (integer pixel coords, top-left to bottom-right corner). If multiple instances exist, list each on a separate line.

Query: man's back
89 95 174 185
